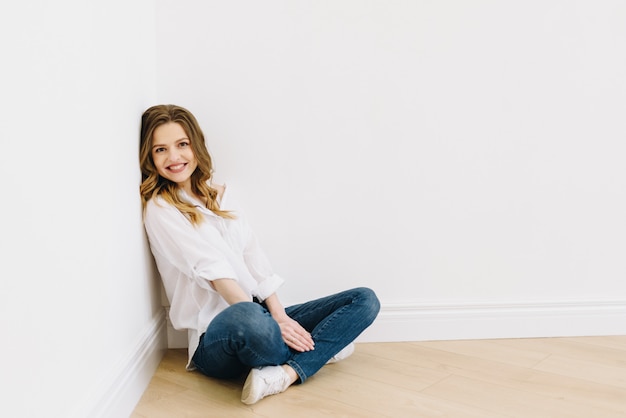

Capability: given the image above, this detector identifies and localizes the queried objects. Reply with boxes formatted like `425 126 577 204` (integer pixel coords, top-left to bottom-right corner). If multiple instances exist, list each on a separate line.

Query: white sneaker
326 343 355 364
241 365 292 405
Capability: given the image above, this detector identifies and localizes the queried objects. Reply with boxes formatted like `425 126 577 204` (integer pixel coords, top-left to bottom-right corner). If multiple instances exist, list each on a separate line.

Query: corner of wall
70 309 167 418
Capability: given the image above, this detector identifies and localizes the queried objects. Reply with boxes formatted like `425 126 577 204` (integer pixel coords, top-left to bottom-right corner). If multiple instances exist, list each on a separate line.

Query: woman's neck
178 183 204 205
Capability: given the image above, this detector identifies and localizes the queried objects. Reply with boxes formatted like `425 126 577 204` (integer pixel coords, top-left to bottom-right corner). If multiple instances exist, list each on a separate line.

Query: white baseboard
164 299 626 349
357 299 626 342
69 309 167 418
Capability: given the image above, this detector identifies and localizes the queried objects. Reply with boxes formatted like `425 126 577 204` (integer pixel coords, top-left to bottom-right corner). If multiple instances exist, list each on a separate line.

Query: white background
156 0 626 306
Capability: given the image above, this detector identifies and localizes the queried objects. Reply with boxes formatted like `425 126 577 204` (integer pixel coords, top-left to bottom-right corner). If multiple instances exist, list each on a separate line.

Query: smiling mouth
167 163 187 173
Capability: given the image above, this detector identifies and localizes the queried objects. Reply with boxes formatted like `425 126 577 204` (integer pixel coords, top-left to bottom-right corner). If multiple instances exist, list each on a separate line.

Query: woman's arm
264 293 315 352
212 278 251 305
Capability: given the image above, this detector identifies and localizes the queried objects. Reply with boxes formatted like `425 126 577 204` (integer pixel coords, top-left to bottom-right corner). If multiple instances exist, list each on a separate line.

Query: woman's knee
218 301 262 323
215 302 280 342
354 287 381 320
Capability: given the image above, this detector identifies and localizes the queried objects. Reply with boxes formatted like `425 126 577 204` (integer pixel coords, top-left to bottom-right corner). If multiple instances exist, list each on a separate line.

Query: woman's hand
275 316 315 352
263 293 315 352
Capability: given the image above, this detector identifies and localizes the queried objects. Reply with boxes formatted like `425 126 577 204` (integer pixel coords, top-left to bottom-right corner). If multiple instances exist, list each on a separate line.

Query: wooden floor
132 336 626 417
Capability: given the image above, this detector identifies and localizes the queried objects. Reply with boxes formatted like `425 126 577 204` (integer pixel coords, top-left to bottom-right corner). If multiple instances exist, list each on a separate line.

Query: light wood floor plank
492 337 626 368
323 349 451 391
533 353 626 389
132 337 626 417
311 365 497 418
415 339 551 368
567 335 626 351
409 340 626 414
422 374 625 418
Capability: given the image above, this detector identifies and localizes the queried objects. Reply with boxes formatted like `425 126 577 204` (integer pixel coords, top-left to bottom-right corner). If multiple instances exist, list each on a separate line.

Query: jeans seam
287 359 307 382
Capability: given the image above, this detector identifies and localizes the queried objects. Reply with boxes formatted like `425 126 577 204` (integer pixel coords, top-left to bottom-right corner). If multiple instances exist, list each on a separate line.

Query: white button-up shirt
143 185 284 369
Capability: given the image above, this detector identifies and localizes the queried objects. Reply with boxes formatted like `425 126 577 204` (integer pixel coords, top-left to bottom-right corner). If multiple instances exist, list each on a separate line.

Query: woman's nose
167 148 181 162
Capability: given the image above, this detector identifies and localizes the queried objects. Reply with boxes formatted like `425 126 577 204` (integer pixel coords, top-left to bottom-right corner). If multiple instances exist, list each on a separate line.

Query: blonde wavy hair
139 104 233 224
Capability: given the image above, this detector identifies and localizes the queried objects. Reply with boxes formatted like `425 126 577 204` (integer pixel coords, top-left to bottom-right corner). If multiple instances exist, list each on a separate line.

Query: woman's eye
154 147 165 153
179 141 190 147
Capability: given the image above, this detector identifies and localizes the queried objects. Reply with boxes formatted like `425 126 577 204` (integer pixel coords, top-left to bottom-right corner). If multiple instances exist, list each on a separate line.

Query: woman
139 104 380 404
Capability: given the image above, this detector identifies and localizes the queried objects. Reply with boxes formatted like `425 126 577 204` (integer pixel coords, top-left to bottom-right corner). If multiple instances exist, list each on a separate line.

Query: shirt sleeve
144 198 238 290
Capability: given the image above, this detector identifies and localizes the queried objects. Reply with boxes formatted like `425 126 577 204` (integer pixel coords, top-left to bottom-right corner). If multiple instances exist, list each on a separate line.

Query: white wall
156 0 626 340
1 2 624 416
0 1 164 417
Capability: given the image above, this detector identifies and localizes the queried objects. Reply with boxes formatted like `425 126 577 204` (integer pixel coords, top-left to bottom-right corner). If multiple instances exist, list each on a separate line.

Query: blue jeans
191 287 380 383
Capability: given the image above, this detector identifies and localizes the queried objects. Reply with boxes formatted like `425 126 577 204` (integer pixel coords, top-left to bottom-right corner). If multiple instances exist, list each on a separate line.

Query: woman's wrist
264 293 289 320
270 309 289 322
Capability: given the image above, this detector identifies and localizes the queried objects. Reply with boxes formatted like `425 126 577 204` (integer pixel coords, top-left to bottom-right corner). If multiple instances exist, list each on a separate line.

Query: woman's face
151 122 198 189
